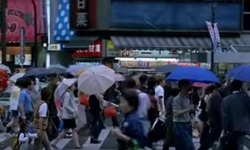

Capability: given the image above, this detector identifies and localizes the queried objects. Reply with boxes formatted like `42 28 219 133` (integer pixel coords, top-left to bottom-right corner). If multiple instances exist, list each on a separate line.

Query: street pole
210 2 216 72
1 0 7 65
31 0 38 67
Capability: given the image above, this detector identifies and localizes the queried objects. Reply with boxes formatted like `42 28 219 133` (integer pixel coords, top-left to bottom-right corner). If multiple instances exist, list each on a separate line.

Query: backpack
11 132 26 150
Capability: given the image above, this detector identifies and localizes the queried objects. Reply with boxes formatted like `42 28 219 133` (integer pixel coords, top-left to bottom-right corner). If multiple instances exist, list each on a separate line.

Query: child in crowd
12 121 29 150
112 90 151 150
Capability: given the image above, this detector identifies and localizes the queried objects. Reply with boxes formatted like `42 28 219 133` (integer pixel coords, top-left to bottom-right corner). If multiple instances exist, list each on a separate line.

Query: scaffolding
226 45 250 53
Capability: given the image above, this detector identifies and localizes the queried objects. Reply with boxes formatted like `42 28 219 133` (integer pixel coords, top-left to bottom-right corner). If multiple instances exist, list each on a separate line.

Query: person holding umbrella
52 78 81 149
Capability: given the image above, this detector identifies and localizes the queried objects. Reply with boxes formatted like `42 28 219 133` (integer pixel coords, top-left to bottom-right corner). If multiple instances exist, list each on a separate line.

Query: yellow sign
107 40 115 50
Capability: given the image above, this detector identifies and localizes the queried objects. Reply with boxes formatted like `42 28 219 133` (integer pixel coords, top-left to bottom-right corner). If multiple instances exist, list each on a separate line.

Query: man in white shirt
6 80 22 133
155 76 165 114
124 78 151 136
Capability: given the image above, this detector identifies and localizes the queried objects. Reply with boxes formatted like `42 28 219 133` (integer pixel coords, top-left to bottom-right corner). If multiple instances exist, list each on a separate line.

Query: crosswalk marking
0 133 12 143
0 129 249 150
83 127 112 150
52 138 71 149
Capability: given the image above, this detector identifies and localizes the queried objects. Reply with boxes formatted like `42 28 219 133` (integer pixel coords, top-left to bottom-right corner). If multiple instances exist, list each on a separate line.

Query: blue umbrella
226 65 250 82
155 65 181 73
24 68 54 77
167 67 220 83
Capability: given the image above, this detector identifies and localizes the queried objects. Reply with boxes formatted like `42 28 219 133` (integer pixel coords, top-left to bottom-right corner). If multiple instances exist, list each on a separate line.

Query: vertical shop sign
20 27 26 67
70 0 89 29
40 0 47 34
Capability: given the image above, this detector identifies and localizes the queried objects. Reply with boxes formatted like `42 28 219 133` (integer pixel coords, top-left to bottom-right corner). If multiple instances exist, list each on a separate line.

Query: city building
47 0 250 73
0 0 47 71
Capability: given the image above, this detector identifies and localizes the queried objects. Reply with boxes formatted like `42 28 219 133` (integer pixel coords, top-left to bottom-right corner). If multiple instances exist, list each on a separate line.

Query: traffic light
41 35 48 48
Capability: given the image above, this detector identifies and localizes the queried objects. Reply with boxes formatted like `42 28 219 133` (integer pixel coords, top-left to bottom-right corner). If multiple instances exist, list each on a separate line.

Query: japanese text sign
70 0 89 29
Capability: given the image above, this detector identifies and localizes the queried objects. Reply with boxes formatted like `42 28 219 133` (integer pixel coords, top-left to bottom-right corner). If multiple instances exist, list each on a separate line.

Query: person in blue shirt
112 90 151 150
18 78 34 122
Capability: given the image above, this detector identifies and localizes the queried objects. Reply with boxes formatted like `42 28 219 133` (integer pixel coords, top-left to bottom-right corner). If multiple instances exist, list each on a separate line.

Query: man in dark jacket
199 84 222 150
46 75 60 141
221 80 250 150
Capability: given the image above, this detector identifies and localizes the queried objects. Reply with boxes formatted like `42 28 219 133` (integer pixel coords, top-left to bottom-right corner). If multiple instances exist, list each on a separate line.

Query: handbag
148 116 166 142
68 98 77 118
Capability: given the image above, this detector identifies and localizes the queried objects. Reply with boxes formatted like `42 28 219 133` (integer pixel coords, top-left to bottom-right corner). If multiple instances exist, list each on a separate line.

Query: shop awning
63 37 98 51
111 36 247 49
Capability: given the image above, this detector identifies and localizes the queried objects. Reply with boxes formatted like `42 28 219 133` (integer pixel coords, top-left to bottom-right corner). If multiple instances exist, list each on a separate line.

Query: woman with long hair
52 81 81 149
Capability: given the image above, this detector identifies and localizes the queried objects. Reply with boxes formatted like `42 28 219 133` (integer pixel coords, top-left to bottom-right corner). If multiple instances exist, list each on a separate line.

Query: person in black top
46 75 60 141
138 75 148 93
88 95 102 143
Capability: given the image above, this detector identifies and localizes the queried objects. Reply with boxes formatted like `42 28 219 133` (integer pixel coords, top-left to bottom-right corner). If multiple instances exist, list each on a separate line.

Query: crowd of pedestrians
1 70 250 150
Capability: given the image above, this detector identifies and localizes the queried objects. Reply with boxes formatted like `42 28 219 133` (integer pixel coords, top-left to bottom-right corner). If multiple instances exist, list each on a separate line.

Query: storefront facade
48 0 249 68
47 0 104 67
0 0 46 71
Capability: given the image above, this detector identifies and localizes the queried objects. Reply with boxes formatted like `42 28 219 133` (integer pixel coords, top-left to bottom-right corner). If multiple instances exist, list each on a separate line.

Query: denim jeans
173 122 195 150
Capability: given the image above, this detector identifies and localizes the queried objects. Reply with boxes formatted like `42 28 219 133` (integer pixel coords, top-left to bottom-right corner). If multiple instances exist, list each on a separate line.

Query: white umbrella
78 65 115 95
9 73 25 82
0 64 11 74
54 78 77 104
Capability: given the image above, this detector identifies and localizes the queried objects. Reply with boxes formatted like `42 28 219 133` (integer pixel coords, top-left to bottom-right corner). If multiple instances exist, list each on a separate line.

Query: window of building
244 0 250 12
243 14 250 31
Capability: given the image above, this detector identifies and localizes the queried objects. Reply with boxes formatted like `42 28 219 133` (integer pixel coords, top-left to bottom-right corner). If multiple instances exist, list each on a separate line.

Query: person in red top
0 70 8 93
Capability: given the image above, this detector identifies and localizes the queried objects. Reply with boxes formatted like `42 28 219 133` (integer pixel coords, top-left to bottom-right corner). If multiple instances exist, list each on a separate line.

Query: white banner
213 23 222 52
205 21 222 53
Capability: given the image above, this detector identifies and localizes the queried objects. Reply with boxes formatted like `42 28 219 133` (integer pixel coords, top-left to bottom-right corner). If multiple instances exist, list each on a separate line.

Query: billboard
0 0 44 42
114 0 241 2
111 1 242 31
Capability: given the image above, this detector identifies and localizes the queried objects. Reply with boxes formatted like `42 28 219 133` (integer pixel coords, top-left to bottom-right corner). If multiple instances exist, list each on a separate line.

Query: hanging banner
213 23 222 52
0 0 43 42
205 21 222 53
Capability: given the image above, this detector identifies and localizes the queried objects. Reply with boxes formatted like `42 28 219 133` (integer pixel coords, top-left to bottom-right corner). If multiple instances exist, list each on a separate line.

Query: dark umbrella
155 64 181 73
24 67 55 77
48 67 66 75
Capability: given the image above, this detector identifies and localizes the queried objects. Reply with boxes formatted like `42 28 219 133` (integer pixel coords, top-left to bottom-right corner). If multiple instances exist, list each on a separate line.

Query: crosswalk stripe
1 134 72 150
52 138 72 149
0 133 12 143
82 127 112 150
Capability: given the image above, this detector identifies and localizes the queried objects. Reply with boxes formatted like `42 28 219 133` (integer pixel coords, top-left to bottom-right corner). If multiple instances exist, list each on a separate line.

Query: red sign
0 0 44 42
71 40 102 58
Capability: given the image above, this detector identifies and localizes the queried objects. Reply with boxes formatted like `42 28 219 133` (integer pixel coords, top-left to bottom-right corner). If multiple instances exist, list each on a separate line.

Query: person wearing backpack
33 87 51 150
11 120 28 150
